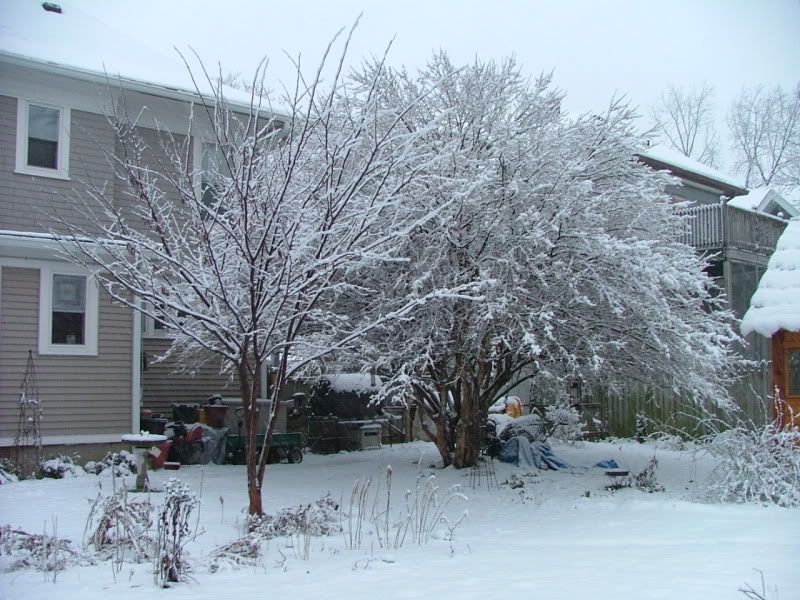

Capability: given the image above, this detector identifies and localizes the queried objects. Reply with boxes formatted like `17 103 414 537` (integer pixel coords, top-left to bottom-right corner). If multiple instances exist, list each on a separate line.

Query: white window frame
15 99 71 180
38 265 98 356
142 313 173 339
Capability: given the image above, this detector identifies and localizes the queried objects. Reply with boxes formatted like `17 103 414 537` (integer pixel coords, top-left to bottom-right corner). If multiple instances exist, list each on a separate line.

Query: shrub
154 479 197 586
84 451 138 477
631 457 665 493
0 524 87 574
706 422 800 508
0 458 20 484
84 488 153 563
37 454 82 479
248 495 341 540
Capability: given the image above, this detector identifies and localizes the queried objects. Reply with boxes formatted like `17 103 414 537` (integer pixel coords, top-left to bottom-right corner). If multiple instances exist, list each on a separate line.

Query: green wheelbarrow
225 431 304 464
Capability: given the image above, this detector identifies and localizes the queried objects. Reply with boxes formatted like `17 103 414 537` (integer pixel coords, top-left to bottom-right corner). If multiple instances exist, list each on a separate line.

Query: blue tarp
498 436 621 471
499 437 572 470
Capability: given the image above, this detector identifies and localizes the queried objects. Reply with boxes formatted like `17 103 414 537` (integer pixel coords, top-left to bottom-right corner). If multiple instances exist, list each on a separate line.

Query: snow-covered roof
728 187 799 218
728 188 771 211
741 218 800 337
637 145 747 194
0 1 280 114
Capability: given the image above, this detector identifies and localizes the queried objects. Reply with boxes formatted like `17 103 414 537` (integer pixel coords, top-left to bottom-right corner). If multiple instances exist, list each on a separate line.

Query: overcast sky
74 0 798 120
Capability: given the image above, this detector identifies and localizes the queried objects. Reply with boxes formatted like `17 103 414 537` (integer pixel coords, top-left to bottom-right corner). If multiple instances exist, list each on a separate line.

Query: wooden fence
596 367 771 439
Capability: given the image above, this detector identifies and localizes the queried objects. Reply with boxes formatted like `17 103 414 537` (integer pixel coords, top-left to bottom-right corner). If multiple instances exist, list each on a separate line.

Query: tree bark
239 361 263 516
434 408 452 468
453 378 481 468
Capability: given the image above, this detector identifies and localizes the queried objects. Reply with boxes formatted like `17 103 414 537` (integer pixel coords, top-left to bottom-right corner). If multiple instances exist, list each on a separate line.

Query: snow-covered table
122 433 167 491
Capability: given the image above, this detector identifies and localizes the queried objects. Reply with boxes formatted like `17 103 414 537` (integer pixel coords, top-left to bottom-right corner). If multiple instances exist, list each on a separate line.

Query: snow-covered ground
1 440 797 599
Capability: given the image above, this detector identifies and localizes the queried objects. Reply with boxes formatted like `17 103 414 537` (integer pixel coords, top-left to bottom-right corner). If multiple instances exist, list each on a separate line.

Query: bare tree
651 83 719 166
728 83 800 189
57 31 444 516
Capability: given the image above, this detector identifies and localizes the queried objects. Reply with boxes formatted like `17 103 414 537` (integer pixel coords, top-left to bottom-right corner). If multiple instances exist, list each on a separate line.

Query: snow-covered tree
57 33 445 516
353 54 742 468
650 83 719 167
727 83 800 189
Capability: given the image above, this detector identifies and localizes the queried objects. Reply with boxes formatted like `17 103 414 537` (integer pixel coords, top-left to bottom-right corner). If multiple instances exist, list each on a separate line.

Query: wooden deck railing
676 202 787 256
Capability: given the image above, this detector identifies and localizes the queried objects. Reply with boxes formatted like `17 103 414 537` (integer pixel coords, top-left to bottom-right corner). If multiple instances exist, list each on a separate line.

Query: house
636 146 795 367
0 1 285 460
740 218 800 427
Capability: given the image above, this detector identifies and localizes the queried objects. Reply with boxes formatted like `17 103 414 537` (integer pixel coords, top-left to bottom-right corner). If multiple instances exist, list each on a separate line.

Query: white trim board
0 433 128 446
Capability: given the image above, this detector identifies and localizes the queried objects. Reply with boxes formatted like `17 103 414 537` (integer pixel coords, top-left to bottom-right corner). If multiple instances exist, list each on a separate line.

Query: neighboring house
631 146 799 426
637 146 792 365
0 1 284 458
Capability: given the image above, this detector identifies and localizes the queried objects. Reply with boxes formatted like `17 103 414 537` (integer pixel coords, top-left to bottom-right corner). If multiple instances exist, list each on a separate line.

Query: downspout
131 302 142 433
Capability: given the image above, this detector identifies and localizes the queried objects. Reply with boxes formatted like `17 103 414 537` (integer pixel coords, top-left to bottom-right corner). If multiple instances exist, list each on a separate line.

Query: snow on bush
155 478 198 586
544 402 585 443
84 451 138 477
0 458 19 485
37 454 83 479
248 495 342 540
0 525 89 573
208 536 262 572
84 488 154 562
706 423 800 508
630 457 665 493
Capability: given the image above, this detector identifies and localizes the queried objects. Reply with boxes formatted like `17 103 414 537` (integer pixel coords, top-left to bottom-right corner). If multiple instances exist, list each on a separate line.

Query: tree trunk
454 379 481 468
239 361 263 516
434 408 452 468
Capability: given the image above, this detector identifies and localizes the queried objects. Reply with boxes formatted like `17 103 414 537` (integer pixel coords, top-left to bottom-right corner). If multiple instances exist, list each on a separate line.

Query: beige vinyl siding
141 337 236 417
0 95 188 237
0 266 133 441
0 95 116 235
113 125 190 219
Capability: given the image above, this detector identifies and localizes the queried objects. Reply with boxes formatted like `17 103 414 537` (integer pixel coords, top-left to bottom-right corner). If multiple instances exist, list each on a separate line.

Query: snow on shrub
155 478 198 586
84 488 154 562
0 459 19 485
543 402 585 442
0 525 89 573
208 536 262 572
706 423 800 508
84 451 138 477
630 457 665 493
37 455 83 479
247 495 342 539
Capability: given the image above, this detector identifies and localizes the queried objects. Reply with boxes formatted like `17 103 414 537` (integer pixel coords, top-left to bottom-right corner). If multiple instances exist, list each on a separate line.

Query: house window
38 266 98 355
52 274 86 344
143 313 171 338
16 100 71 179
142 302 185 338
201 142 229 210
789 351 800 397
